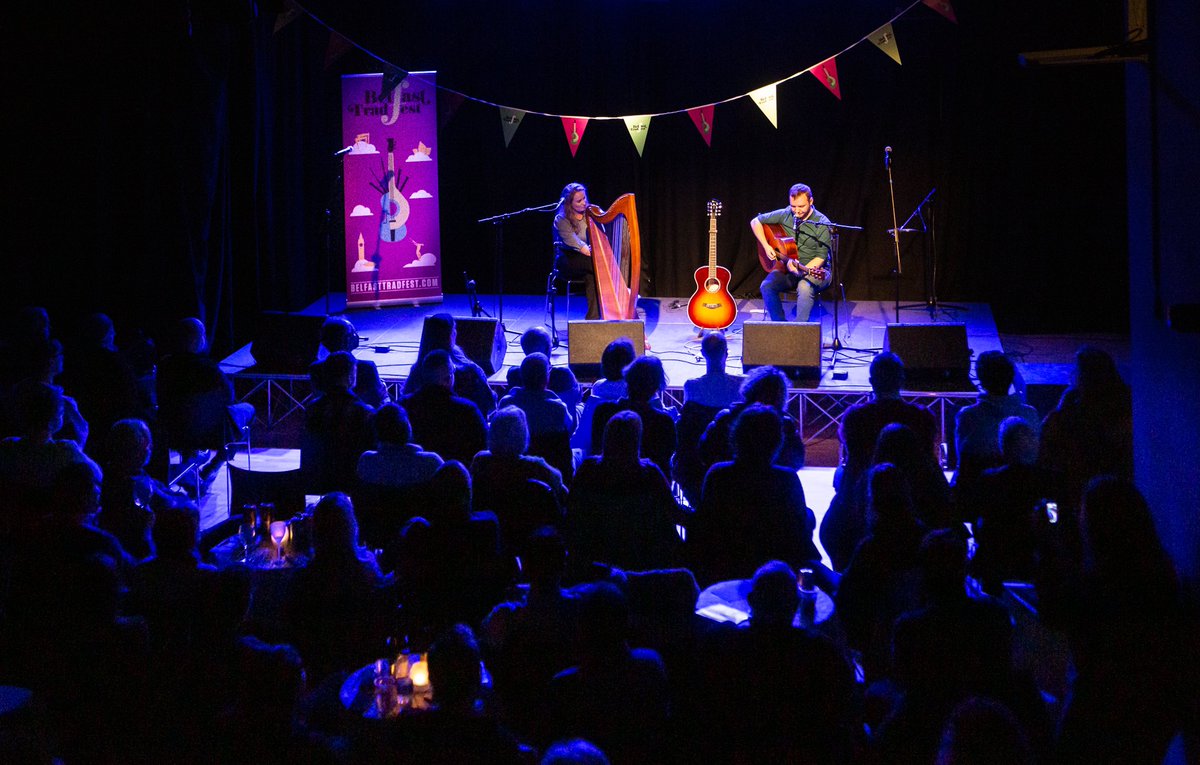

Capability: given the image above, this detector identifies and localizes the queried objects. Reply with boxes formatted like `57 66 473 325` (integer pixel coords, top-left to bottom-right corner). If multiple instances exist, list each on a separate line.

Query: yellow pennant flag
870 22 902 65
623 116 652 156
499 108 525 147
749 84 779 128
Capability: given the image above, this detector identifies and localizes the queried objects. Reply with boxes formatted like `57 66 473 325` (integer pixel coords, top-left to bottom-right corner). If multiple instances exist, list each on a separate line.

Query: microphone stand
885 148 903 324
477 200 560 330
463 271 490 318
896 188 966 317
798 218 866 374
322 150 349 317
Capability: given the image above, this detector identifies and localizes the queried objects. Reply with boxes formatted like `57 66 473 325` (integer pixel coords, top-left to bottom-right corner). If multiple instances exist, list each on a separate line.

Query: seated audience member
700 561 858 763
59 312 150 456
156 317 249 484
126 503 218 653
1038 345 1133 507
934 697 1036 765
698 365 804 475
691 404 818 585
590 355 677 480
396 462 508 632
376 624 526 765
0 305 52 388
545 582 670 763
482 527 581 740
876 529 1047 765
498 352 575 439
834 462 927 683
969 416 1064 592
470 406 565 547
0 380 102 522
283 492 391 679
572 337 635 455
99 418 192 561
403 349 488 466
356 402 442 488
683 330 744 409
6 336 88 447
215 637 307 764
312 314 389 408
836 351 938 492
506 326 582 417
568 411 681 571
954 350 1039 496
1036 476 1187 764
301 350 376 493
402 313 497 416
872 422 954 529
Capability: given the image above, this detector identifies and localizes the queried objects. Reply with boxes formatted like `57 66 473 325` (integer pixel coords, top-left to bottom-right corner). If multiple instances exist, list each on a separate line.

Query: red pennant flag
324 33 352 69
810 57 842 100
687 105 715 146
561 117 589 157
923 0 958 23
439 91 466 125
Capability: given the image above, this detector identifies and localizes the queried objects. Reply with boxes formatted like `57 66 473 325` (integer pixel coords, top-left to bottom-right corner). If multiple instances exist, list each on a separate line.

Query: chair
227 463 307 521
545 267 586 348
164 395 254 498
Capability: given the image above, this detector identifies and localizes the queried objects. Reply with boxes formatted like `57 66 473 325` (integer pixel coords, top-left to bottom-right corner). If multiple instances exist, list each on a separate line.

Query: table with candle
695 577 835 629
339 652 490 719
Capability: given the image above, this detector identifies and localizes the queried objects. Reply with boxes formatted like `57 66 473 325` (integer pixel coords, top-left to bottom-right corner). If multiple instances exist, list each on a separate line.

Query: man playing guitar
750 182 833 322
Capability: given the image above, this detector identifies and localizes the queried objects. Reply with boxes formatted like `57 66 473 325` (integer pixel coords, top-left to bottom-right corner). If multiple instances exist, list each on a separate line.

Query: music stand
895 188 967 318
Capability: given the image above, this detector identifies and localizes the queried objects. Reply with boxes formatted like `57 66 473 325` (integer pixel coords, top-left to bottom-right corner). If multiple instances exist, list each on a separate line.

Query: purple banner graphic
341 72 442 307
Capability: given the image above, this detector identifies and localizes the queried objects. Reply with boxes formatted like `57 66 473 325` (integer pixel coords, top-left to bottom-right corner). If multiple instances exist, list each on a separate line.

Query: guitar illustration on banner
755 223 832 287
687 199 737 331
379 137 411 244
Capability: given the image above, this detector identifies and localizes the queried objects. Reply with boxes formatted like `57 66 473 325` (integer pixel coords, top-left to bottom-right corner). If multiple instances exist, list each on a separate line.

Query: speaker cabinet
250 312 326 375
883 323 972 388
439 316 507 377
741 321 822 378
567 320 645 380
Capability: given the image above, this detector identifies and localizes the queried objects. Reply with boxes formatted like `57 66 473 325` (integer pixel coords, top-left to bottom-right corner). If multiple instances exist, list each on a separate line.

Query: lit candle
409 660 429 688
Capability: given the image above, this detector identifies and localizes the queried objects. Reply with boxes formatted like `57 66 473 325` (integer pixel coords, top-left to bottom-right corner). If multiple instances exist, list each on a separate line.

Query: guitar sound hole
705 279 721 293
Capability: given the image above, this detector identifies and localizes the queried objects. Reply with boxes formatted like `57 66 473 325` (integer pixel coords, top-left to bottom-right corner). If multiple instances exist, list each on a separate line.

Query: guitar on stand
687 200 737 331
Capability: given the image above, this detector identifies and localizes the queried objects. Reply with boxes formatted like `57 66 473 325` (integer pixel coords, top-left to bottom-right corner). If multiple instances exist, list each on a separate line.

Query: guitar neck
708 216 718 276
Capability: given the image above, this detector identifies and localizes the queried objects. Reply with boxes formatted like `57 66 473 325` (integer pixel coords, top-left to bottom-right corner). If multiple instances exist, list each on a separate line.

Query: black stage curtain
4 0 1129 350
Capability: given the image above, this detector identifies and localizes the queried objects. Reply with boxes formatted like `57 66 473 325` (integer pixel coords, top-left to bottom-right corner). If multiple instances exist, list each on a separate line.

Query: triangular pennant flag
923 0 958 23
810 57 842 100
749 84 779 128
439 91 466 125
623 116 652 156
687 105 715 146
324 32 352 69
561 117 590 157
499 107 525 147
870 22 903 65
274 0 300 34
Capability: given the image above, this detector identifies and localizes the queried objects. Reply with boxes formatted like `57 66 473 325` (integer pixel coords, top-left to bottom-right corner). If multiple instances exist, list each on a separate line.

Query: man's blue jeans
761 270 820 322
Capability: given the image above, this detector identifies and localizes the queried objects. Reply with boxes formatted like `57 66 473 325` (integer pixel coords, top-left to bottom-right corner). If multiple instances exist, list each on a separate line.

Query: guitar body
688 264 737 330
756 223 830 285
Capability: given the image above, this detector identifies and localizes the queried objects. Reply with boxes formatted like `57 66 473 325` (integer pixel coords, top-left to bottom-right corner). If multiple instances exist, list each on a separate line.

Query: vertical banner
342 72 442 308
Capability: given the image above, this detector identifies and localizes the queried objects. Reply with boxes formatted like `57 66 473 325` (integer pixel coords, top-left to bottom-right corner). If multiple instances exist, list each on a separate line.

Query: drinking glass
238 520 258 563
269 521 288 565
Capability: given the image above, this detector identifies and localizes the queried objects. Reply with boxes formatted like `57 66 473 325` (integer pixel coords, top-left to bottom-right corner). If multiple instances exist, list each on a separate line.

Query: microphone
884 145 892 168
332 145 354 157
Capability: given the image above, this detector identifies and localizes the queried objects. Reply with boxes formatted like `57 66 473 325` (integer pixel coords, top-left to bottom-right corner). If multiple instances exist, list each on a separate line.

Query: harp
585 193 642 320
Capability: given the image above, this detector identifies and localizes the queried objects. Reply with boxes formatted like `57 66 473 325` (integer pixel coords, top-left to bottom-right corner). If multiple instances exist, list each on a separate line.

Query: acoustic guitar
379 138 411 243
687 200 737 330
756 222 831 286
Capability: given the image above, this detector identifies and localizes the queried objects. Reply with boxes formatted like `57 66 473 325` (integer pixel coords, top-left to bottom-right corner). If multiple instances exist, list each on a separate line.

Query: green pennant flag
499 107 525 147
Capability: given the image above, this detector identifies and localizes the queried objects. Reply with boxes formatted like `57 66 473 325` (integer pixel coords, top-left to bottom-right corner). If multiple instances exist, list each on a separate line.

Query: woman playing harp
552 183 642 322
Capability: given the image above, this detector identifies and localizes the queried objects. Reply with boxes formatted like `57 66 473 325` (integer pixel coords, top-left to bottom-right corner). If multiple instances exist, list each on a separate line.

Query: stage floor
222 292 1016 394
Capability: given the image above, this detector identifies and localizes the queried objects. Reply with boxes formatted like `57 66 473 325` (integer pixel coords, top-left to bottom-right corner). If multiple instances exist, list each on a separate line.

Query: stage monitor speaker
567 320 645 381
883 323 972 388
436 316 507 377
741 321 822 378
250 312 326 375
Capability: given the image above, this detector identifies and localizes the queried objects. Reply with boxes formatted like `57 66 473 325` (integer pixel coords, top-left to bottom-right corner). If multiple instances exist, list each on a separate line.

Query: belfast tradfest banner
341 72 443 308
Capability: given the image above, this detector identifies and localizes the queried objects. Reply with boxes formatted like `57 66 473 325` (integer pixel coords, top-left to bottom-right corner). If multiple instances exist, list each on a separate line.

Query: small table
695 578 834 628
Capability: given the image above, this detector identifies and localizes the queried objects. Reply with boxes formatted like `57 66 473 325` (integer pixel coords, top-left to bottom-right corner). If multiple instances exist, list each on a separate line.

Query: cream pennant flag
623 116 652 156
810 57 842 100
687 105 716 146
923 0 958 23
870 22 903 65
499 108 525 147
561 117 590 157
749 84 779 128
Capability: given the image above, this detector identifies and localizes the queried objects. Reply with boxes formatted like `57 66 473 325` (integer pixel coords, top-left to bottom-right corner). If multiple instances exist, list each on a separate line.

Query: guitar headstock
707 199 722 218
